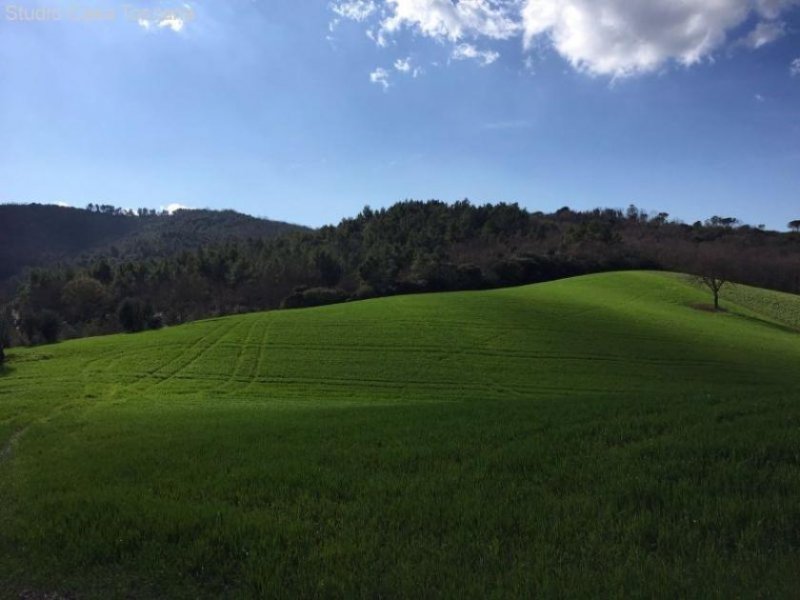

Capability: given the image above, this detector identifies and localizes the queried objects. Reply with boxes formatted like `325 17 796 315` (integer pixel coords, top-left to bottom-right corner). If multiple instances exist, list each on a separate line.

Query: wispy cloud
331 0 800 79
394 57 423 77
378 0 520 42
369 67 391 90
394 57 411 73
136 5 195 34
741 20 786 48
331 0 377 22
452 43 499 66
792 58 800 77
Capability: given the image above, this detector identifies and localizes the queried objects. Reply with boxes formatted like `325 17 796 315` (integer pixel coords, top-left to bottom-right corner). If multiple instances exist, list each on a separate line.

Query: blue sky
1 0 799 229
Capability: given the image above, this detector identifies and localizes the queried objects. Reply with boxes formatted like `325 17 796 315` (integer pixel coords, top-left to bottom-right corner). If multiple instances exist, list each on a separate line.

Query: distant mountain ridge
0 203 308 283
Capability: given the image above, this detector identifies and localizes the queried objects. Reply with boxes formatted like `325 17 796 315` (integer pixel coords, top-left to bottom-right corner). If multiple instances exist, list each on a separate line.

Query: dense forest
2 200 799 347
0 203 306 284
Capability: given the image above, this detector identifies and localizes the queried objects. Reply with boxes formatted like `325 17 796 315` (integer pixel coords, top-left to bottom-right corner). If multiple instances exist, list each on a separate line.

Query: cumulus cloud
370 67 391 90
792 58 800 76
332 0 800 79
452 43 499 66
522 0 774 77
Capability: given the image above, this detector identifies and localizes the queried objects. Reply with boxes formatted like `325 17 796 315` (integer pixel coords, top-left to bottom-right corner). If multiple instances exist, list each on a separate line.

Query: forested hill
2 200 799 346
0 203 307 283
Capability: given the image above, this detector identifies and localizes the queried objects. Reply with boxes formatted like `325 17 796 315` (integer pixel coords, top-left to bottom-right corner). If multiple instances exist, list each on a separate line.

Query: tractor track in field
146 321 245 391
243 317 274 395
137 320 233 391
0 401 85 467
140 320 229 382
213 318 261 396
0 424 29 465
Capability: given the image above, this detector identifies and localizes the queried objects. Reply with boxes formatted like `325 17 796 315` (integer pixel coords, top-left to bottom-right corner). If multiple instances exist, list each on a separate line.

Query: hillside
1 272 800 596
5 200 800 347
0 203 306 284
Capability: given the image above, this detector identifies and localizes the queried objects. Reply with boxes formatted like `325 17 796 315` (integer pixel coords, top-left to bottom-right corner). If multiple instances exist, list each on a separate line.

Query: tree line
2 200 799 348
0 203 304 284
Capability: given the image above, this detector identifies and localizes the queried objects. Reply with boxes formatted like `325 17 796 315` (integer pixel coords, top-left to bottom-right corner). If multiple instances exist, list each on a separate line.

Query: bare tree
700 275 727 311
695 246 735 311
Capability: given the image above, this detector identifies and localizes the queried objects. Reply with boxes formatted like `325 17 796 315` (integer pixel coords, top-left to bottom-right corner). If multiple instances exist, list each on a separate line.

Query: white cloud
755 93 765 101
136 5 194 33
756 0 800 19
523 55 536 73
380 0 520 41
158 16 185 32
138 15 185 32
792 58 800 76
332 0 800 79
55 201 71 208
332 0 377 22
162 203 191 214
451 42 499 66
521 0 799 77
742 20 786 48
394 57 424 77
369 67 391 90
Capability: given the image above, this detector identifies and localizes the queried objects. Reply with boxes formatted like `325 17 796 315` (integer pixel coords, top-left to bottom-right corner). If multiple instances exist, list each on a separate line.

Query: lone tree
700 275 727 311
696 248 735 311
789 220 800 233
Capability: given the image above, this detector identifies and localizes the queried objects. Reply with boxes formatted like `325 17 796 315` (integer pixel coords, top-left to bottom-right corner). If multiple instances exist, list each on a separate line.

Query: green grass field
1 271 799 597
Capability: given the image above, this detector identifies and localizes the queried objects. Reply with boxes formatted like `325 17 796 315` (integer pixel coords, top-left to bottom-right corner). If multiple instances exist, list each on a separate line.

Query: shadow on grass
731 311 800 335
690 302 800 335
689 303 727 313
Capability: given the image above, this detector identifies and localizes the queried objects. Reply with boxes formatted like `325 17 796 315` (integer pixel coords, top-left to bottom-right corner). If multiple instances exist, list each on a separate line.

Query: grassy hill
1 272 799 597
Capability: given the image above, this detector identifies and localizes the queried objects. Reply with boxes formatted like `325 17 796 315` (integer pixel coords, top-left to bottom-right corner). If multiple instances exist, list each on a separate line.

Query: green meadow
1 271 799 597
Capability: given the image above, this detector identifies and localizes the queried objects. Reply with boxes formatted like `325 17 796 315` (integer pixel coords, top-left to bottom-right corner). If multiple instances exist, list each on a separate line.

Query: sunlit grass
1 271 799 597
